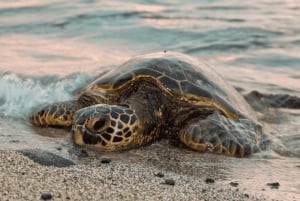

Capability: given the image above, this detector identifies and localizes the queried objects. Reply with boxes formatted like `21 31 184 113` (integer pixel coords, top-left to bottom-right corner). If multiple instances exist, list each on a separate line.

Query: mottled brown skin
30 101 83 127
30 52 268 157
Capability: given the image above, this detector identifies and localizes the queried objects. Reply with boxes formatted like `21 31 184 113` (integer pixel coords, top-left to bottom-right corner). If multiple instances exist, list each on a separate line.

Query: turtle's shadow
105 140 236 179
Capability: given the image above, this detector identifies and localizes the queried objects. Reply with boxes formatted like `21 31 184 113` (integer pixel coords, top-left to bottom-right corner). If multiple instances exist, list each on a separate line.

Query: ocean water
0 0 299 200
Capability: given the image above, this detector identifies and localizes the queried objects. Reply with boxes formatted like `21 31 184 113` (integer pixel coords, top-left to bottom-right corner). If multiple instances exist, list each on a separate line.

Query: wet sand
0 145 273 201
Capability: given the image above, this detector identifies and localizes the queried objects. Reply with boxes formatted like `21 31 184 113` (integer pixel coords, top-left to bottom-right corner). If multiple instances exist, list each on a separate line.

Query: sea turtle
30 51 268 157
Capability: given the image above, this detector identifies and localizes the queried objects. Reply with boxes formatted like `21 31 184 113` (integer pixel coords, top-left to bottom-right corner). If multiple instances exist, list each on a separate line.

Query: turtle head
72 104 141 151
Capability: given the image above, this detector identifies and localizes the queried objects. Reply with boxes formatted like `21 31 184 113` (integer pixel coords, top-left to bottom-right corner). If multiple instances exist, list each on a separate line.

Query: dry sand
0 142 272 201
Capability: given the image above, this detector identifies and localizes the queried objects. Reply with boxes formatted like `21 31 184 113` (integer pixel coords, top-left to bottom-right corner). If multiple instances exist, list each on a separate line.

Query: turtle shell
85 52 257 122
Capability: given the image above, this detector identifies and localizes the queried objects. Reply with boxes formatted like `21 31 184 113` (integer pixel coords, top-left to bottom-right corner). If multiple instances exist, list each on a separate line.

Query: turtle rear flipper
244 91 300 111
30 101 85 127
179 112 269 157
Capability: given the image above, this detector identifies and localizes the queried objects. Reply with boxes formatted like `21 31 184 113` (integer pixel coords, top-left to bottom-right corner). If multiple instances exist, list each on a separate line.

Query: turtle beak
72 125 85 146
72 125 100 146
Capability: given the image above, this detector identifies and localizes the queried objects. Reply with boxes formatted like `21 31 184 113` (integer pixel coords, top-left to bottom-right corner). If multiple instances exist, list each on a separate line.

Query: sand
0 145 270 201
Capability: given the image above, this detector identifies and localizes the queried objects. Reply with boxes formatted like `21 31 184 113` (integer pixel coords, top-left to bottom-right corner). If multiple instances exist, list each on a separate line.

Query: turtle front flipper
30 101 84 127
179 112 269 157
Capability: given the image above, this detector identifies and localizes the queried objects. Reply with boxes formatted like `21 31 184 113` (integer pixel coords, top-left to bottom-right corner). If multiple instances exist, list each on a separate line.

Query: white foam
0 72 92 119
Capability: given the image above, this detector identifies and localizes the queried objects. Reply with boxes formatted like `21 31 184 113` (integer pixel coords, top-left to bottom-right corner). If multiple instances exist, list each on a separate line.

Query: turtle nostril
93 119 106 130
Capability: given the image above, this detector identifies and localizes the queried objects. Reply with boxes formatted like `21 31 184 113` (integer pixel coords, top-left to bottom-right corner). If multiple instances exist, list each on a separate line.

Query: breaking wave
0 72 92 119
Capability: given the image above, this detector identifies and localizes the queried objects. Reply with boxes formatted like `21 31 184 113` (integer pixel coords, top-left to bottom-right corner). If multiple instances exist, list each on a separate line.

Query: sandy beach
0 143 274 201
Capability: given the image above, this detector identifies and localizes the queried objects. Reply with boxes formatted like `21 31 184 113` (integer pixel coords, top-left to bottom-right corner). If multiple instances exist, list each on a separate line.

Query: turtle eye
93 119 106 130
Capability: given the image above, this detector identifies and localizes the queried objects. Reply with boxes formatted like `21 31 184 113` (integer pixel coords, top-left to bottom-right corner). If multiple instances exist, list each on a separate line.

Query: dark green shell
85 52 257 121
